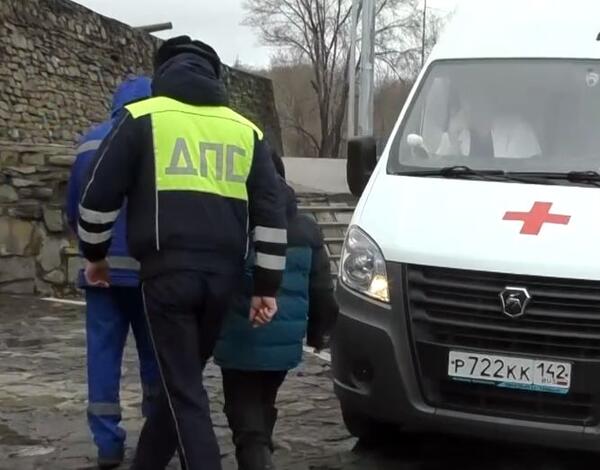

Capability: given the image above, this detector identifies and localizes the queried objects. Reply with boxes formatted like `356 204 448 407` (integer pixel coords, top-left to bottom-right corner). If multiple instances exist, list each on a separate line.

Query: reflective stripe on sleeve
87 402 121 416
79 205 120 225
254 226 287 244
255 252 286 270
76 139 103 155
78 225 112 244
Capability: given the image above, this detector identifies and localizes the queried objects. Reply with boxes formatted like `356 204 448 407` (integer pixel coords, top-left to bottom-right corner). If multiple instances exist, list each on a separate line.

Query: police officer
77 37 287 470
66 76 159 469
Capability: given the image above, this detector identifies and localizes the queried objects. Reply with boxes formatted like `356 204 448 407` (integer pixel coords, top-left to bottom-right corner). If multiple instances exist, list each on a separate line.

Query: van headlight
340 226 389 303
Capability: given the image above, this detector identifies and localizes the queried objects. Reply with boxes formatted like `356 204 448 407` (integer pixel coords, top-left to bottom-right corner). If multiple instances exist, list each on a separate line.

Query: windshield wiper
508 170 600 186
394 165 506 179
394 166 564 184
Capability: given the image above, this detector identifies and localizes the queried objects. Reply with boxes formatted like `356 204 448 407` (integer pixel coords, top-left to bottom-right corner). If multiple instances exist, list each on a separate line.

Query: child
213 152 339 470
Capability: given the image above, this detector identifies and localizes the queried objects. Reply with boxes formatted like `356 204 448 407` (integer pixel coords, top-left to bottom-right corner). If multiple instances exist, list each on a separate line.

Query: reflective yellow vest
125 97 264 202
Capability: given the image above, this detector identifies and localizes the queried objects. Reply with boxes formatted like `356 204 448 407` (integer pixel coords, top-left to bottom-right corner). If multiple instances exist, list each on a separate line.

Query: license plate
448 351 571 394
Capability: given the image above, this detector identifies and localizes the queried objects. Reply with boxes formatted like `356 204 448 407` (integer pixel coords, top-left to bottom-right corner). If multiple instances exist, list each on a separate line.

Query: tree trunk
331 82 350 158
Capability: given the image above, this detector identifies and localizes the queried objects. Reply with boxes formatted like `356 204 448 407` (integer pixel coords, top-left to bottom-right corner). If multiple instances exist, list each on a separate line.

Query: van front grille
403 264 600 426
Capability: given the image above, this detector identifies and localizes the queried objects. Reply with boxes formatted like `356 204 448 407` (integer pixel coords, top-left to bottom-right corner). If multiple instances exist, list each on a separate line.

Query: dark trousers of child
221 369 287 470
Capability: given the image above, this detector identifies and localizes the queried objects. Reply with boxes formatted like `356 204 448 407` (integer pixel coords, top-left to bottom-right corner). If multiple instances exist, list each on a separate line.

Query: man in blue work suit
66 76 159 469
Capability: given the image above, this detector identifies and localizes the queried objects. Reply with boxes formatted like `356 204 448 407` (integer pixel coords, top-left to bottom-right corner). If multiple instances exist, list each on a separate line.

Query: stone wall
0 142 76 296
0 0 282 151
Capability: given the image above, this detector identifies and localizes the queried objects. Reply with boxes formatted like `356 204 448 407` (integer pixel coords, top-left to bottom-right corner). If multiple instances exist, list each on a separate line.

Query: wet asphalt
1 295 598 469
329 433 597 470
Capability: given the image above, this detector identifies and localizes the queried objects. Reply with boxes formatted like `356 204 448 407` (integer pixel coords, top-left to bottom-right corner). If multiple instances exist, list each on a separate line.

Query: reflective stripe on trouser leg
141 284 190 470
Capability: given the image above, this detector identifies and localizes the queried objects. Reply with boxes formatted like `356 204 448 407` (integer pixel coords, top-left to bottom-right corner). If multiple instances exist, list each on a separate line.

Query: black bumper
332 281 600 451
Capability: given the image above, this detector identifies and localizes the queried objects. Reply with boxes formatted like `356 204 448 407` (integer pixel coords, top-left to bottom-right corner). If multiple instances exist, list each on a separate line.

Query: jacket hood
152 53 228 106
111 76 152 118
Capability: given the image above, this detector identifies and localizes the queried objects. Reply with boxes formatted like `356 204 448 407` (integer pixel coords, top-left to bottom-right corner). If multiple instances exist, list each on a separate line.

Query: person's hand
84 260 110 288
249 296 277 327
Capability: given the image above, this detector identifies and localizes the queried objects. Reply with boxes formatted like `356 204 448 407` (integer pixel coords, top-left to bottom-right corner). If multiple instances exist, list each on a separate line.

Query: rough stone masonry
0 0 283 296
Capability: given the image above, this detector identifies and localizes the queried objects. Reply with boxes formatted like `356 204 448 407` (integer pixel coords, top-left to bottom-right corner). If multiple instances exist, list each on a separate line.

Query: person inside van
436 83 541 160
213 151 339 470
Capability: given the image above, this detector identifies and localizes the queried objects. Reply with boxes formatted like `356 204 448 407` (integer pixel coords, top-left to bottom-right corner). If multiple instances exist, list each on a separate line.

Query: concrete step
316 221 349 228
298 205 355 212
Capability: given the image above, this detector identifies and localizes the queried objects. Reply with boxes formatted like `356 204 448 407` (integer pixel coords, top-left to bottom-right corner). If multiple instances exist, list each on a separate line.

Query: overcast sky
73 0 459 67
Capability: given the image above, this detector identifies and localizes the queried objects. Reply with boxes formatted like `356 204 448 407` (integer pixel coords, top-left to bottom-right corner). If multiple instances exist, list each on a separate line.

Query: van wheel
341 406 397 443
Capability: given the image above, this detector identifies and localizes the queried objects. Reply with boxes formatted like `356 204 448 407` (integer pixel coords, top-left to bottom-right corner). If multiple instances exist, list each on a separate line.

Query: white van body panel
334 0 600 449
357 175 600 281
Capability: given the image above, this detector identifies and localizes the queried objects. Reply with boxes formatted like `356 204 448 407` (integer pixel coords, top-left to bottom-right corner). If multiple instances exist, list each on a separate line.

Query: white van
333 0 600 450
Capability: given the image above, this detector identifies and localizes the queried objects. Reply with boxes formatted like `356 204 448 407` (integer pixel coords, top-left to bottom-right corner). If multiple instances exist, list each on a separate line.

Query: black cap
154 35 222 78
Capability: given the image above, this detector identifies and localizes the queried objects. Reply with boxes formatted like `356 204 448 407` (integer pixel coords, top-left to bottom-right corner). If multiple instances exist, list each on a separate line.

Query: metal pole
347 0 361 140
134 22 173 34
358 0 375 136
421 0 427 68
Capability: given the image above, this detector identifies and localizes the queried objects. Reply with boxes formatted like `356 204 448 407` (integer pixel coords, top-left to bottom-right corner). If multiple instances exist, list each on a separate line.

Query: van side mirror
347 136 377 197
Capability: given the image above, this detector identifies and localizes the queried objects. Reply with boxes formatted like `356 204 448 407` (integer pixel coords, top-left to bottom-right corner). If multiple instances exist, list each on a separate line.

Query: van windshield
387 59 600 177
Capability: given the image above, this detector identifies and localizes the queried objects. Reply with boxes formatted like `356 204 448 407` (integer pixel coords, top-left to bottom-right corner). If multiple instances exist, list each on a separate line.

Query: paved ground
1 294 599 470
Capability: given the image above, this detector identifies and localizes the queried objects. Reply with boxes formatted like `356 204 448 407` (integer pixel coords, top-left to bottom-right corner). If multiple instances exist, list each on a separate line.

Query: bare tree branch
244 0 437 157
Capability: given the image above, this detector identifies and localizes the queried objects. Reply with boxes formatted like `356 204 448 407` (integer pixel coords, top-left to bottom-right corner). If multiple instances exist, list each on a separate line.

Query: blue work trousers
86 286 159 457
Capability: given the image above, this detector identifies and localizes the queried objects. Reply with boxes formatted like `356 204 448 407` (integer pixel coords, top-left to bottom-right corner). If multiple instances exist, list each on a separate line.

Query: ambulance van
333 0 600 450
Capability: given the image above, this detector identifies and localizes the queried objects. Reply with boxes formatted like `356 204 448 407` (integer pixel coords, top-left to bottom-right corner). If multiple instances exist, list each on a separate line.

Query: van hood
356 174 600 281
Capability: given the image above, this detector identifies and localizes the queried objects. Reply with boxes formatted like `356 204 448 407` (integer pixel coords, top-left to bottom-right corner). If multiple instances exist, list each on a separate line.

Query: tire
341 405 397 443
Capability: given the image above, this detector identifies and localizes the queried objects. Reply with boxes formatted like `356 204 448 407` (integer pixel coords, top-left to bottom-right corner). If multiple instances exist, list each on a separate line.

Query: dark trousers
222 369 287 468
132 271 238 470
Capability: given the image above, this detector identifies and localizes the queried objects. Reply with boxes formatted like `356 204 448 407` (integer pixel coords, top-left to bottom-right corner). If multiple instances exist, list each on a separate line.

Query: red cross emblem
503 202 571 235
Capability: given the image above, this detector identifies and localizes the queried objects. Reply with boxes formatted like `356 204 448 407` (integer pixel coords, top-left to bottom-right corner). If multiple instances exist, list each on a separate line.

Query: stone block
35 277 54 296
64 244 79 256
48 155 75 167
11 32 28 49
38 236 69 272
0 217 34 256
0 280 35 294
67 256 84 284
0 185 18 203
43 207 64 232
19 187 54 200
0 153 19 166
37 170 69 182
8 202 43 220
43 269 66 285
12 178 42 188
22 154 45 166
0 256 35 283
7 166 37 175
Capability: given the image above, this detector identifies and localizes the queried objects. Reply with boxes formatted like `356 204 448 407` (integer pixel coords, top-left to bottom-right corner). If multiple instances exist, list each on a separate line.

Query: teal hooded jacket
214 184 338 371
